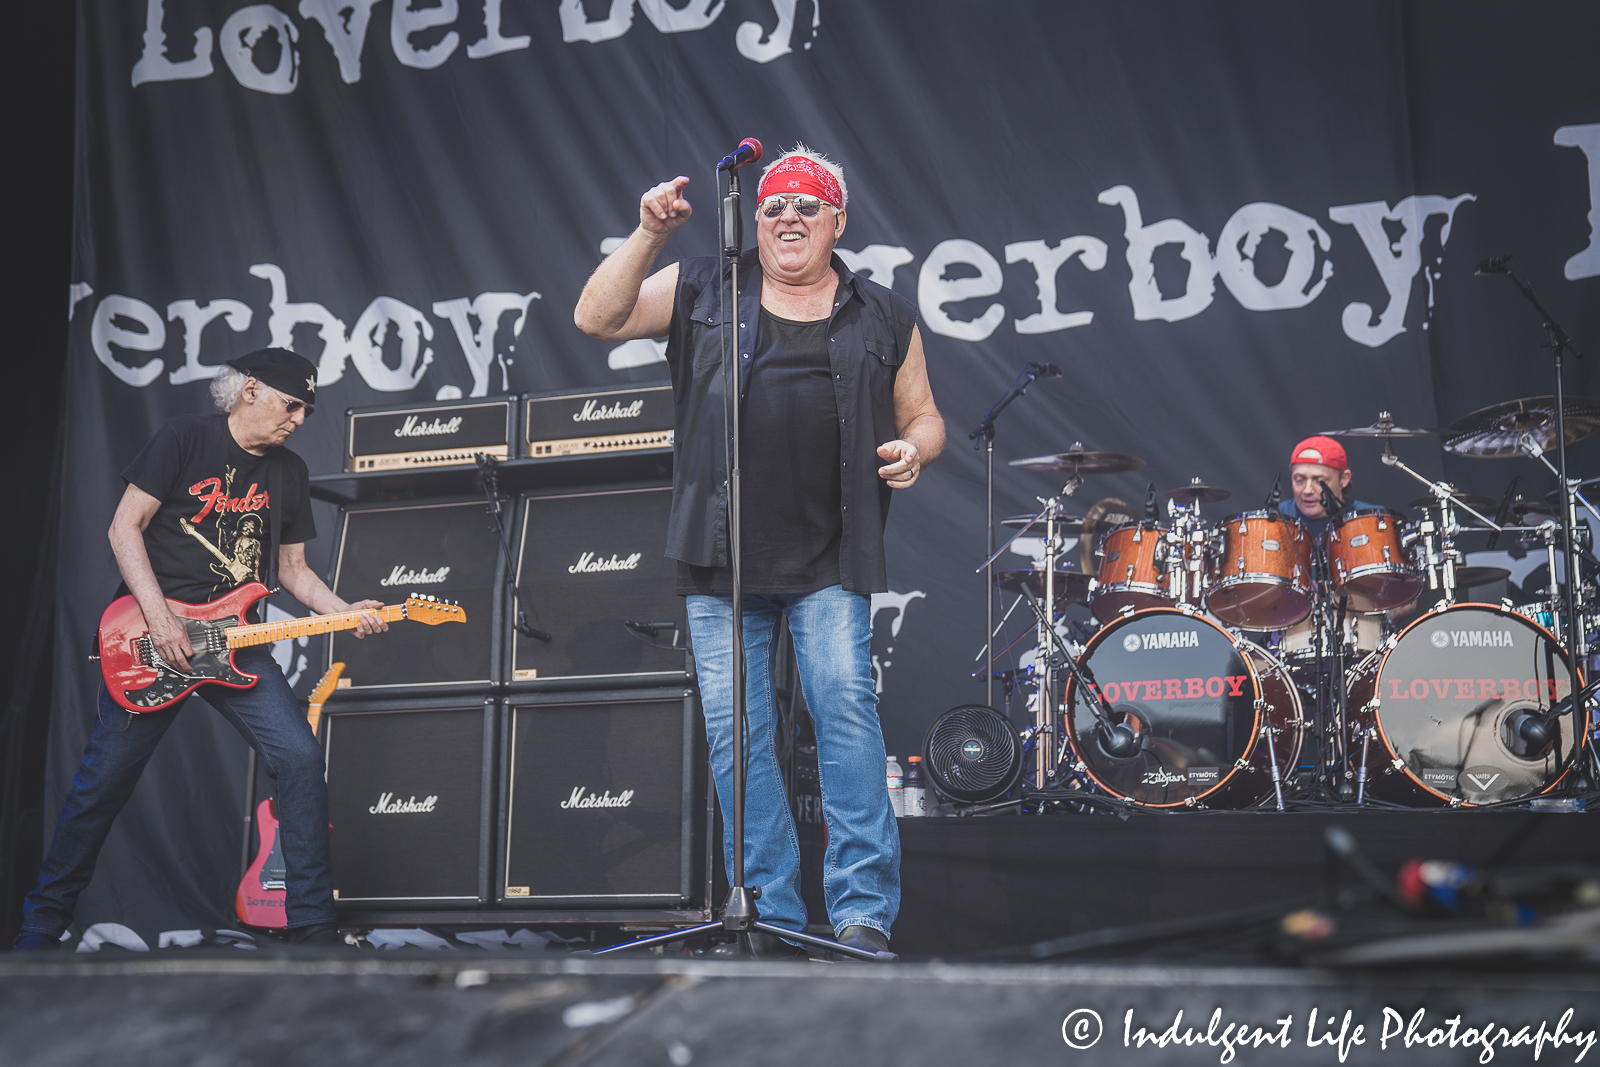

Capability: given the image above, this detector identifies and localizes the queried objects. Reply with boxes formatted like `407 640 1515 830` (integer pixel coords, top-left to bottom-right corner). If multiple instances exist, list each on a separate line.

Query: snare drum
1206 510 1313 630
1325 508 1420 613
1091 521 1172 623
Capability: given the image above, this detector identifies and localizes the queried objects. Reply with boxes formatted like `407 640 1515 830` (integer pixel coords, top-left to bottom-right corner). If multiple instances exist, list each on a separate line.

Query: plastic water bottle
904 755 926 817
885 755 905 817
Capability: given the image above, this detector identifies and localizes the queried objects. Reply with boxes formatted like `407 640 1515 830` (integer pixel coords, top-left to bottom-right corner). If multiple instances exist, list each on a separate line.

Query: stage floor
894 809 1600 956
2 953 1596 1066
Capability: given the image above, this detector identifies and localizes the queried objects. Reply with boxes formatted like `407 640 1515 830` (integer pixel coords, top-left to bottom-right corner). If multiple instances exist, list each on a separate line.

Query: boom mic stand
1479 256 1600 784
595 151 885 963
969 362 1059 710
477 454 551 643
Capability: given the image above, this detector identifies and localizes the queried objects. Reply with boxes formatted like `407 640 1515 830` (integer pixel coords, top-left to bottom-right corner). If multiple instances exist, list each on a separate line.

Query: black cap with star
227 348 319 409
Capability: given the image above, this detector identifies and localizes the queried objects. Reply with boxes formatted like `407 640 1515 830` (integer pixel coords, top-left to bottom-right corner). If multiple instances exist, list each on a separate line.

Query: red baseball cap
1289 435 1348 471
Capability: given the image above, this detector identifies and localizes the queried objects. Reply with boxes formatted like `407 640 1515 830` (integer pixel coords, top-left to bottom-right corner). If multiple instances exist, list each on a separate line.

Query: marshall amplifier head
510 485 686 686
501 690 705 906
346 396 516 472
323 696 496 907
330 499 502 692
523 384 673 458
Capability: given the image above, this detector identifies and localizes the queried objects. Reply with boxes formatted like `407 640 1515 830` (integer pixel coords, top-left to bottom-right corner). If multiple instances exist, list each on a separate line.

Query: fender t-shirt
119 414 315 609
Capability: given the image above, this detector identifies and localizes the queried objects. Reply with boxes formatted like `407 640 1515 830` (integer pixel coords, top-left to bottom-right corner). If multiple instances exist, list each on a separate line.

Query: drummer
1276 436 1375 538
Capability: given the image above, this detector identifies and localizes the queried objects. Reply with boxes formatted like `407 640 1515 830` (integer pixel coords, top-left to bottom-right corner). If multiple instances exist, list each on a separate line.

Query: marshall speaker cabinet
523 384 673 458
322 696 497 908
500 689 708 907
346 396 517 472
509 485 687 687
330 499 502 693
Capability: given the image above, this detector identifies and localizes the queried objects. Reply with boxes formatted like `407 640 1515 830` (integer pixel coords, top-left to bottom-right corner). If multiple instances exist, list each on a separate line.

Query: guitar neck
226 604 406 649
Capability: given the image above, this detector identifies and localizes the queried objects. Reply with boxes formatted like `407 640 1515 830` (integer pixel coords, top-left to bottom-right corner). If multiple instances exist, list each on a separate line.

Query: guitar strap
266 449 283 594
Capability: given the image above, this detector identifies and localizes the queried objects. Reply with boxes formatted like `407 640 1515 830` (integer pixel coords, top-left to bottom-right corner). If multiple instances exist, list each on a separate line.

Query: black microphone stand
595 154 885 962
477 454 550 643
969 362 1056 711
1481 259 1599 784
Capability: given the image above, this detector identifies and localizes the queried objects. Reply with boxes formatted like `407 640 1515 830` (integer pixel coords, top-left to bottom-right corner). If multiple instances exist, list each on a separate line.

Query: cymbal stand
969 362 1059 711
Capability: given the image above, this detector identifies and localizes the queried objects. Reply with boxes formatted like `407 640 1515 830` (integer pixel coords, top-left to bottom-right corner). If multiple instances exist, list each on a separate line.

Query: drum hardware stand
1016 586 1138 776
597 153 883 963
1332 592 1354 800
970 362 1060 711
1354 723 1374 805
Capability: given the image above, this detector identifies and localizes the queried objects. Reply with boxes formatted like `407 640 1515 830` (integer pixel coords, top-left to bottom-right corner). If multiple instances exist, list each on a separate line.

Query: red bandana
756 156 843 209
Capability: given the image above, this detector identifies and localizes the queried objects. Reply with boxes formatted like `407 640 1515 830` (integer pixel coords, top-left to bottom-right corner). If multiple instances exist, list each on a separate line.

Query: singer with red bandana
575 145 945 959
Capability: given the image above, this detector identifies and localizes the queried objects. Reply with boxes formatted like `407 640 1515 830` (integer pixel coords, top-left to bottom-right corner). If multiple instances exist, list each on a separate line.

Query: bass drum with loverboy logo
1345 603 1584 806
1063 608 1302 808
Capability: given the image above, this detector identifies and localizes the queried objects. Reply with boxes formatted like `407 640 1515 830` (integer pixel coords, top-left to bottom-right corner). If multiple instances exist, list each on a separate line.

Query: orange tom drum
1091 521 1172 623
1206 510 1313 630
1325 508 1420 613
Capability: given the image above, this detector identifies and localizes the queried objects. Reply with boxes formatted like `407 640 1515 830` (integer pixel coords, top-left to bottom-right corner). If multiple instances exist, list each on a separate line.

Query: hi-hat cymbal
1320 411 1441 438
1456 565 1512 588
1009 449 1146 474
1168 478 1231 505
1000 510 1085 533
1443 395 1600 458
995 568 1093 604
1408 493 1496 513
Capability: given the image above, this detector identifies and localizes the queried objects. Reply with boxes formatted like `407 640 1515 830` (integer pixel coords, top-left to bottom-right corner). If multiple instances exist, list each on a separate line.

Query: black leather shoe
11 933 61 952
745 931 808 960
836 925 894 960
285 923 346 946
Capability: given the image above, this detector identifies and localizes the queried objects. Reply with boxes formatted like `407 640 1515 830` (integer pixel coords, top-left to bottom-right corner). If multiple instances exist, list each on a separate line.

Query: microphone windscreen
740 138 764 165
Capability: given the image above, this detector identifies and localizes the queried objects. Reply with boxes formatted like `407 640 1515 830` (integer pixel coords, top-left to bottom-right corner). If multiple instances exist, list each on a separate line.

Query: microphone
1475 254 1512 275
717 137 763 172
624 620 677 638
1029 362 1063 378
1096 719 1139 758
1487 475 1519 551
1319 481 1345 522
1265 473 1282 510
1143 482 1158 522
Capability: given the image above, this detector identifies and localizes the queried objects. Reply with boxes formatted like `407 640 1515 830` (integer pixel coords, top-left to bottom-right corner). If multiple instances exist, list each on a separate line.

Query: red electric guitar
236 662 344 929
96 581 464 713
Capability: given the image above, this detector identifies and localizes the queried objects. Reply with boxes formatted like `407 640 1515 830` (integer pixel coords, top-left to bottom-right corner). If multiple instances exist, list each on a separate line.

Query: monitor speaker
322 696 496 907
509 485 686 687
500 689 706 906
329 499 502 693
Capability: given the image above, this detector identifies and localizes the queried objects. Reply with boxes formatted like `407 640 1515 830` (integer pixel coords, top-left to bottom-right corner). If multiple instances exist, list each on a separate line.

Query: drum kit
974 400 1600 814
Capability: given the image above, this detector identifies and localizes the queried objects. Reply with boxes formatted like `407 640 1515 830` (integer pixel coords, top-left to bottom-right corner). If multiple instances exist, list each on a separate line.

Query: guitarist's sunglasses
260 383 315 417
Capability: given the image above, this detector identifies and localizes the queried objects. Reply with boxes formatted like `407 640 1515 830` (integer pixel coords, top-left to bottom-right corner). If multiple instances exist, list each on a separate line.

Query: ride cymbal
1000 510 1086 533
1008 449 1146 474
995 568 1093 604
1443 395 1600 458
1320 411 1441 438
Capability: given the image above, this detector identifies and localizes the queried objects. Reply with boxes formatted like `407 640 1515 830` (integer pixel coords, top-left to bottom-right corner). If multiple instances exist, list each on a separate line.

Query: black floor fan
923 704 1025 808
595 142 889 963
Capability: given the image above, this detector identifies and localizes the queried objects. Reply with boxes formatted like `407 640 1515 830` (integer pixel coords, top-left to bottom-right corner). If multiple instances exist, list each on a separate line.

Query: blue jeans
20 647 335 937
687 585 900 940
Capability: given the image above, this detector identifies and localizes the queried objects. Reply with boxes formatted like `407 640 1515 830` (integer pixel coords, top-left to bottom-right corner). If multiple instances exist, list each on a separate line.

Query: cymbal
1000 510 1085 533
1510 497 1560 525
995 568 1093 604
1168 479 1231 505
1442 395 1600 458
1408 493 1496 513
1009 449 1146 474
1320 411 1441 438
1544 477 1600 505
1456 565 1511 588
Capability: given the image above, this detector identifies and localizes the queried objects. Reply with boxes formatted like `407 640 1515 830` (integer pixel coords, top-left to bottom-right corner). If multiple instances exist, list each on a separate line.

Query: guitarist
13 348 387 950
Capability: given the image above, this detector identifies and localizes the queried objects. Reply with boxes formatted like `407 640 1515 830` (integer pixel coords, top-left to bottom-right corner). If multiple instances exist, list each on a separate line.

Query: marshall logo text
568 552 643 574
560 787 635 809
393 415 464 437
369 792 439 814
572 398 645 422
380 564 451 587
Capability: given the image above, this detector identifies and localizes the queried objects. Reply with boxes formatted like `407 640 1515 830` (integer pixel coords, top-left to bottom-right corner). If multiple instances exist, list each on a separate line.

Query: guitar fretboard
226 604 408 649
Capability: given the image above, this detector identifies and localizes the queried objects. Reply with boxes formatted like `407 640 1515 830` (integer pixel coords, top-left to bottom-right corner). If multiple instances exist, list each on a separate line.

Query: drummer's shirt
1278 497 1378 541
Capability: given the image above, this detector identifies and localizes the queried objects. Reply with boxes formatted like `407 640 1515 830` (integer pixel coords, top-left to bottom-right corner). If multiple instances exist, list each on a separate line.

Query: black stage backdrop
50 1 1600 943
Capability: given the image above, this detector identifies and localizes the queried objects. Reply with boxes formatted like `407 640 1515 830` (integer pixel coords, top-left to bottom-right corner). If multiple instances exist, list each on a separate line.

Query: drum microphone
1096 718 1139 758
1487 476 1520 551
1319 482 1346 521
717 137 764 172
1143 482 1158 522
1474 254 1512 275
1265 474 1281 510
